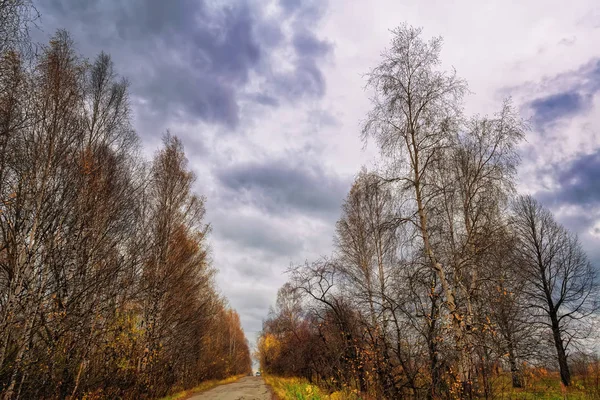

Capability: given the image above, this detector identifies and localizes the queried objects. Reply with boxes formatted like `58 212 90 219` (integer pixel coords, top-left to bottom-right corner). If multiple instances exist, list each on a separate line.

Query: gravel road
187 377 272 400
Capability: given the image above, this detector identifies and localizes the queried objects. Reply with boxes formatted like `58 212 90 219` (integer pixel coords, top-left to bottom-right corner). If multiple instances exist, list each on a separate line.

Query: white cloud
206 0 600 350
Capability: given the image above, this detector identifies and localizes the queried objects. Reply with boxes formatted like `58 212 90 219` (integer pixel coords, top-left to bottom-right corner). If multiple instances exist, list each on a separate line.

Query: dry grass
264 375 362 400
264 369 600 400
491 369 593 400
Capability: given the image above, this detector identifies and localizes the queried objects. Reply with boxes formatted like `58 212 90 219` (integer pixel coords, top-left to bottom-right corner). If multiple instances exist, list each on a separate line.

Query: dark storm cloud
216 159 350 218
34 0 331 129
530 91 585 128
535 149 600 258
527 59 600 130
538 148 600 210
293 31 331 57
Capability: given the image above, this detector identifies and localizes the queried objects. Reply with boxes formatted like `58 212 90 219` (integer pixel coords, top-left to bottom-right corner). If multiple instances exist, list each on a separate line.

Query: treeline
258 25 599 399
0 5 250 400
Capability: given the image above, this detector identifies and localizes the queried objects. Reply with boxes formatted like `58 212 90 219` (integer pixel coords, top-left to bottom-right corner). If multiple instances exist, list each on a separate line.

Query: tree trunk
550 314 571 386
501 326 523 389
415 179 470 393
508 352 523 388
3 298 38 400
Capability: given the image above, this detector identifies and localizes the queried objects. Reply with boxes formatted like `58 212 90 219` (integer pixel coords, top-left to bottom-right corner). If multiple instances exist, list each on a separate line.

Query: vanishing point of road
188 377 272 400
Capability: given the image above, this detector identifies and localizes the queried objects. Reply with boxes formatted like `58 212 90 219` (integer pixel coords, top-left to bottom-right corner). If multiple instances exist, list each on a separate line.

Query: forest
258 26 600 399
3 0 600 399
0 2 251 399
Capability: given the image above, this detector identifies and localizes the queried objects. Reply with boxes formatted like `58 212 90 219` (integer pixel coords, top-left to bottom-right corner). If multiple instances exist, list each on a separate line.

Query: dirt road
188 377 272 400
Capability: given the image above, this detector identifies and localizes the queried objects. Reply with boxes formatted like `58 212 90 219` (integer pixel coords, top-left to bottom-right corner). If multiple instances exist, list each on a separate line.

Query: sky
31 0 600 353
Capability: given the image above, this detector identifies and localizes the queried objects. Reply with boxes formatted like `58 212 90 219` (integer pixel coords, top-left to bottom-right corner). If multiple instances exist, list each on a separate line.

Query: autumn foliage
0 12 251 400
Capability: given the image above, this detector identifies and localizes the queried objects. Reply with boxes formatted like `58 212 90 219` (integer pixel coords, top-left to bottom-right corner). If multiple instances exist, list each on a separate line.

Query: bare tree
335 171 402 398
0 0 38 56
0 32 85 399
512 195 599 386
480 229 541 389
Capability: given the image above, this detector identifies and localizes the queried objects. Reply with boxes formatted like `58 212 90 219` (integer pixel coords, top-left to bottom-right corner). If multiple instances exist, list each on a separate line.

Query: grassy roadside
264 375 360 400
264 372 594 400
158 374 245 400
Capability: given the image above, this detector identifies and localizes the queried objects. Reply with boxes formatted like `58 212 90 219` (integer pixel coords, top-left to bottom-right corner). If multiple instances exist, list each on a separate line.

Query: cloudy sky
31 0 600 350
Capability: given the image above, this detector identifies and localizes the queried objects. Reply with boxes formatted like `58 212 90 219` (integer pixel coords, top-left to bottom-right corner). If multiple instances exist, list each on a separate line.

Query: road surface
188 377 272 400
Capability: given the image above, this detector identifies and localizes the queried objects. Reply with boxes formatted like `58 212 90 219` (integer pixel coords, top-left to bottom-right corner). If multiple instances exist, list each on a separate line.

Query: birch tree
362 24 472 392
